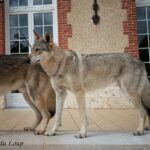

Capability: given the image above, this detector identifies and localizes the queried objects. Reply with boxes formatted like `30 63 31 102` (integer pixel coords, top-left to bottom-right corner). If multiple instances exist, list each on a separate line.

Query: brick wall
0 1 139 56
57 0 72 49
0 3 4 55
122 0 139 57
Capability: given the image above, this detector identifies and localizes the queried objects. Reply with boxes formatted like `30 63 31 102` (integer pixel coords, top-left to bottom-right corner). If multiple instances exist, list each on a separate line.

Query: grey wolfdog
0 55 55 135
30 31 150 138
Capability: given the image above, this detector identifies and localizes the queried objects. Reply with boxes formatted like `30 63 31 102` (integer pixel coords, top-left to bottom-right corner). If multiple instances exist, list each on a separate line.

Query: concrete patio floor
0 130 150 150
0 108 150 150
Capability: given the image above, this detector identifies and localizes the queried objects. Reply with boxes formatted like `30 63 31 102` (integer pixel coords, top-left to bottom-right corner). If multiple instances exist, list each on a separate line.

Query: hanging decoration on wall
92 0 100 25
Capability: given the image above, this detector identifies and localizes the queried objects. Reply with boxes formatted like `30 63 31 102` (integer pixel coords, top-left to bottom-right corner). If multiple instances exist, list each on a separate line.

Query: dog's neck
40 45 66 76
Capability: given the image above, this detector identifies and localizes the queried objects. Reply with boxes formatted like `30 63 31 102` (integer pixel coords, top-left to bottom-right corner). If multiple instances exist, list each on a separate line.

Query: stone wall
63 0 138 108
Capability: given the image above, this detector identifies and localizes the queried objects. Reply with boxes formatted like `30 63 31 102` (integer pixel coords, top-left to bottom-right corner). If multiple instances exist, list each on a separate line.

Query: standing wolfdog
0 55 55 135
30 31 150 138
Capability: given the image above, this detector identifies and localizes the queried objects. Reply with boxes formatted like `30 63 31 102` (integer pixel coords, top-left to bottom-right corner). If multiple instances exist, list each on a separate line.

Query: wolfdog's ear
33 30 40 40
45 32 53 48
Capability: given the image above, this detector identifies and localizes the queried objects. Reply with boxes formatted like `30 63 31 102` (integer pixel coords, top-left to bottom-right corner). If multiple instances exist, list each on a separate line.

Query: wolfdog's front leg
74 91 88 138
44 89 67 136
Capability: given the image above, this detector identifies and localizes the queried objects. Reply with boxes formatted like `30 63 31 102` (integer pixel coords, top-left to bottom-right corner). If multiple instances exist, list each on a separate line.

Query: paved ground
0 130 150 150
0 108 150 149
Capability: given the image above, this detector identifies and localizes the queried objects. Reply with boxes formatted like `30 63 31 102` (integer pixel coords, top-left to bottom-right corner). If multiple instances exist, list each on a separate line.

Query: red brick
0 4 5 55
122 0 139 58
58 0 72 50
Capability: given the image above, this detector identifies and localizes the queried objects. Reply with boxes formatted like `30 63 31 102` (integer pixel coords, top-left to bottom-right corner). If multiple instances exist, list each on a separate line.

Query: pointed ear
33 30 40 40
45 32 53 48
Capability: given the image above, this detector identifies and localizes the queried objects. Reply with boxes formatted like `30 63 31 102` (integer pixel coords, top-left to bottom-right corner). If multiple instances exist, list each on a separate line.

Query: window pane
138 35 148 48
19 14 28 26
137 21 147 34
20 41 29 53
19 0 28 6
136 7 146 20
10 41 19 53
34 13 43 25
44 26 53 35
139 49 149 62
148 21 150 33
147 7 150 19
33 0 42 5
19 27 28 39
145 63 150 76
9 0 18 7
44 13 53 25
43 0 52 4
9 15 18 27
34 27 43 36
10 28 19 40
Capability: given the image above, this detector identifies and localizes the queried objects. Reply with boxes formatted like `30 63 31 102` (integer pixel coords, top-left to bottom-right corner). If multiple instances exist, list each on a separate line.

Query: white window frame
136 0 150 7
5 0 58 55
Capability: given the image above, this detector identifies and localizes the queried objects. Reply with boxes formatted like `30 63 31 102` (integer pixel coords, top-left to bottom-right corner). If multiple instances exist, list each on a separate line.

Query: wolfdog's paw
133 131 144 136
34 130 45 135
74 133 87 138
44 131 56 136
24 127 34 131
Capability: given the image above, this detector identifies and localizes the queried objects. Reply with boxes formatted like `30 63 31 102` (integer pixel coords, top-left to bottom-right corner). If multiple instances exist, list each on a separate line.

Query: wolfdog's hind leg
21 90 42 131
120 79 147 136
125 91 146 135
34 109 50 135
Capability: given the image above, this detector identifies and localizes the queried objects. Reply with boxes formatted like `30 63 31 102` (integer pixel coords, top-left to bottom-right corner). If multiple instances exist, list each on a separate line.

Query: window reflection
33 0 52 5
9 0 28 7
19 14 28 26
34 12 53 36
145 63 150 76
10 41 19 53
20 41 28 53
138 35 148 48
34 13 43 25
136 7 146 20
137 21 147 34
9 15 18 27
139 49 149 62
9 14 29 54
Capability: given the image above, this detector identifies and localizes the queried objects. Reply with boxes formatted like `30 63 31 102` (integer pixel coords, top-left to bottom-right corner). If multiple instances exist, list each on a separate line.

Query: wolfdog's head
30 31 54 64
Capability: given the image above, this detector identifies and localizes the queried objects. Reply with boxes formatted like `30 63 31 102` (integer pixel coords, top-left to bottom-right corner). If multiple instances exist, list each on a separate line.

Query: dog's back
0 55 30 94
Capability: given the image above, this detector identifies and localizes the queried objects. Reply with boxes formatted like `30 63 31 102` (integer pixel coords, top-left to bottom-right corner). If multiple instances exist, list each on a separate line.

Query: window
136 7 150 79
5 0 58 55
9 14 29 54
34 12 53 36
9 0 28 7
33 0 52 5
